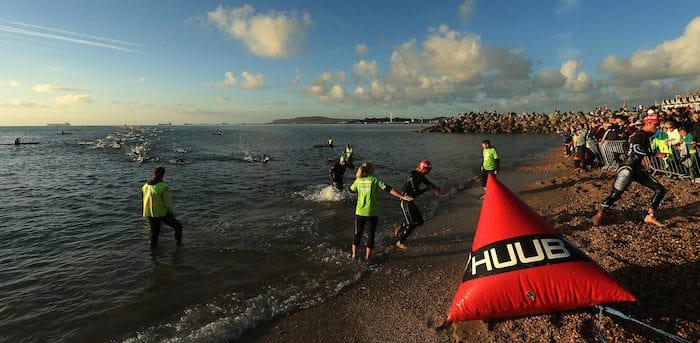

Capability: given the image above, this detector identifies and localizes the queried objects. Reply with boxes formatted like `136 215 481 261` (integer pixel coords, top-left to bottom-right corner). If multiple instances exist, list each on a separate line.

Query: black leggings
601 169 666 211
481 169 496 188
397 200 424 243
147 212 183 247
354 215 378 248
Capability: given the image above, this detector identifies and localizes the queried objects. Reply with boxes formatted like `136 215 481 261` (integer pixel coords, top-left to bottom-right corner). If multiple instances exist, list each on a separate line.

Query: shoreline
240 148 699 342
238 149 556 342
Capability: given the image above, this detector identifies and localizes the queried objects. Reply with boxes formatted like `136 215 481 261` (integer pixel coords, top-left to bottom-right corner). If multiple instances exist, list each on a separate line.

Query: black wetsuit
600 130 666 211
330 162 347 190
396 170 435 243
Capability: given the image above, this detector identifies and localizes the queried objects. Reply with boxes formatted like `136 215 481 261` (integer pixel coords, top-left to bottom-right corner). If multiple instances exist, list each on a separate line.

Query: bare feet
644 214 666 227
395 241 408 250
393 223 401 238
591 210 603 226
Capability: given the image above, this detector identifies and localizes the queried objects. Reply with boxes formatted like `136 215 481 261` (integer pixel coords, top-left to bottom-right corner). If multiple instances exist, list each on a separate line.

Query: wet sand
241 148 699 342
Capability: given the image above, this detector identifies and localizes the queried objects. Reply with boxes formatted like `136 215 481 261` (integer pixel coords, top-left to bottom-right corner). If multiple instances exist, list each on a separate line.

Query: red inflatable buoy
447 175 636 322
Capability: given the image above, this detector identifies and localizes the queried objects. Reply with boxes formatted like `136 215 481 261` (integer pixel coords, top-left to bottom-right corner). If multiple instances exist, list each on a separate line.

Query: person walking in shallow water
350 161 412 260
142 166 183 247
393 160 441 249
480 139 499 197
591 114 667 227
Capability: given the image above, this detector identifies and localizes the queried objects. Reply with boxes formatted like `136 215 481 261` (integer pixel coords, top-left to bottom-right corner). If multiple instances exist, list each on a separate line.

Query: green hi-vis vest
350 175 389 217
482 147 499 171
142 181 174 217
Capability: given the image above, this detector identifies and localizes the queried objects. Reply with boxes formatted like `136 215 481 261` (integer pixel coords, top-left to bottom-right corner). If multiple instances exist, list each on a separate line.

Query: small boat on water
3 142 40 145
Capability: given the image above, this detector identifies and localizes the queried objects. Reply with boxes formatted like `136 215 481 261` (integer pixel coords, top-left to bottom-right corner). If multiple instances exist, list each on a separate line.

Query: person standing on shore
142 166 183 247
480 139 500 197
350 161 412 260
591 114 667 227
573 124 589 172
393 160 441 249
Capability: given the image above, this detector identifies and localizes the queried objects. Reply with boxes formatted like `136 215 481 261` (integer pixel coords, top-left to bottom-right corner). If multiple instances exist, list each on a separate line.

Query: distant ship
47 122 71 126
158 122 173 126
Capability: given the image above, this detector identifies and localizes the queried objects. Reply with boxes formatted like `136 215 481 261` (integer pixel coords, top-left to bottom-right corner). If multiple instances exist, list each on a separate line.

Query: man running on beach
142 166 183 247
393 160 441 249
591 114 667 227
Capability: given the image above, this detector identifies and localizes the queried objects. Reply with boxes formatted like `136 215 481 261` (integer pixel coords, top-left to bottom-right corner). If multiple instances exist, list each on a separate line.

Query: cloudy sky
1 0 700 125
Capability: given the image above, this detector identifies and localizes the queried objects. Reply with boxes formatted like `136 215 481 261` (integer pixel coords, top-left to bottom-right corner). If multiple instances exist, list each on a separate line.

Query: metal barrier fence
593 140 700 179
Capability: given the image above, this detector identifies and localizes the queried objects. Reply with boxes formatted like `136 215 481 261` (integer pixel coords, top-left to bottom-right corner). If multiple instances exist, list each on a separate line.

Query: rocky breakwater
419 112 585 134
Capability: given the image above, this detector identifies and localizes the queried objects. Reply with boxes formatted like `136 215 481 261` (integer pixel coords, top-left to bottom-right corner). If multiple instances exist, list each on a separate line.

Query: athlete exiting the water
350 161 413 260
591 114 667 227
142 166 183 247
330 154 353 190
393 160 441 249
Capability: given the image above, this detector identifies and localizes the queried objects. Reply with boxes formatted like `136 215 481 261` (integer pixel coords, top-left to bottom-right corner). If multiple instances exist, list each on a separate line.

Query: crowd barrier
587 139 699 179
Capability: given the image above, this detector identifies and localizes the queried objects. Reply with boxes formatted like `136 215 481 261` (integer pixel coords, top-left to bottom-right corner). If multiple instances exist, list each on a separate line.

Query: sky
1 0 700 125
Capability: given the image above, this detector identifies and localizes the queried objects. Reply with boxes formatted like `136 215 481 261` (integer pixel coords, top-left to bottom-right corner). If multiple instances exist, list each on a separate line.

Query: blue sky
1 0 700 125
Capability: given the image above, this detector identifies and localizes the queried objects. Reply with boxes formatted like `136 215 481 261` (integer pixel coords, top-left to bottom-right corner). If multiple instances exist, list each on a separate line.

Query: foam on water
301 185 353 202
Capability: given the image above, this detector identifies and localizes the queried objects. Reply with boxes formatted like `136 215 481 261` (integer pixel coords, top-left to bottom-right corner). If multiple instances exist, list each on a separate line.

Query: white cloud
458 0 475 23
214 71 237 88
352 59 377 82
131 76 145 83
206 4 312 59
422 25 487 81
555 0 579 15
304 71 347 103
355 43 367 57
53 94 93 105
300 18 700 114
1 80 21 87
216 95 230 102
240 71 266 89
33 84 79 92
560 60 591 92
600 16 700 84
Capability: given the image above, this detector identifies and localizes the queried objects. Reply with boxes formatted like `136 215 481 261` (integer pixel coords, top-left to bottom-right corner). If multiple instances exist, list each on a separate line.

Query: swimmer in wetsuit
330 155 350 190
591 114 667 227
394 160 441 249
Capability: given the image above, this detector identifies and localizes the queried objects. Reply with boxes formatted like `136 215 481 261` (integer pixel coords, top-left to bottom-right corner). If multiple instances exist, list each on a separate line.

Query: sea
0 124 559 342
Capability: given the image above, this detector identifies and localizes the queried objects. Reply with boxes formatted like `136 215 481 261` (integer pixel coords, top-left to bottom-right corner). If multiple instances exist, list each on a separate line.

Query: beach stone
451 321 490 342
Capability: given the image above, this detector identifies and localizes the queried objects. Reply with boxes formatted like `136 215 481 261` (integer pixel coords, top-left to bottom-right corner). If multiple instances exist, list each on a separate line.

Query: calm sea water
0 124 558 342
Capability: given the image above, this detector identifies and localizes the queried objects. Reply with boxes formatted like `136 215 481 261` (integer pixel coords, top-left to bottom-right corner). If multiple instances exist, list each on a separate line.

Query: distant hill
267 116 348 124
